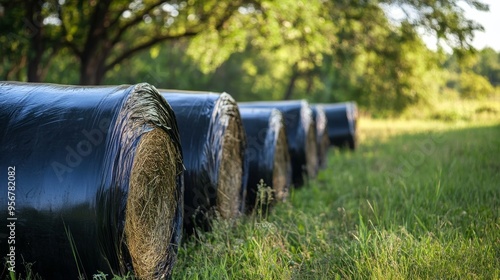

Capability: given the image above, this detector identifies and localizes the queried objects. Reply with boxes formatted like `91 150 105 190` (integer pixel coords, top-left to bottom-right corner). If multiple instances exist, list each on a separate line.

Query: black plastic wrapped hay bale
0 82 184 279
159 90 247 232
239 100 317 187
239 108 292 212
322 102 358 150
312 105 330 169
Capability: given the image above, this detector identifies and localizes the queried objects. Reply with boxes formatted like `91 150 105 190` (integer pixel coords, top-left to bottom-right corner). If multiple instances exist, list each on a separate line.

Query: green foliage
106 0 474 114
92 271 135 280
43 49 80 85
402 92 500 121
472 47 500 86
313 4 445 115
4 259 43 280
441 47 499 100
184 0 337 101
0 1 34 80
457 71 495 99
1 0 496 114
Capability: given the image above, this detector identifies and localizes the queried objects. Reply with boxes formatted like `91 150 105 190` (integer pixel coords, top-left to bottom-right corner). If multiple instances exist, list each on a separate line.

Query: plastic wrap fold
322 102 358 150
311 105 330 169
0 82 184 279
159 90 247 231
239 108 292 211
239 100 317 187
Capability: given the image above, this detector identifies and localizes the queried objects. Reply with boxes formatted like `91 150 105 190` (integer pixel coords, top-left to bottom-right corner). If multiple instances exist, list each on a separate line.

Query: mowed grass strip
173 119 500 280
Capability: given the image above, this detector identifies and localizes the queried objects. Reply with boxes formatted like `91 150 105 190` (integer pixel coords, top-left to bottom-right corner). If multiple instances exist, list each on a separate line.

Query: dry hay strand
217 113 244 219
305 122 318 179
126 128 180 279
272 125 291 202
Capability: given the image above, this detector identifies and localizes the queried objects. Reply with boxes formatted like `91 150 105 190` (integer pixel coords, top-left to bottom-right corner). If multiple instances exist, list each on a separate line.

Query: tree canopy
0 0 495 113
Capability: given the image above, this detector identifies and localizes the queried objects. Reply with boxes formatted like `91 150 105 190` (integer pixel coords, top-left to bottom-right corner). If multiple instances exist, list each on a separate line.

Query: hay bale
312 105 330 169
239 100 317 187
160 91 247 231
322 102 358 150
0 82 183 279
239 108 292 211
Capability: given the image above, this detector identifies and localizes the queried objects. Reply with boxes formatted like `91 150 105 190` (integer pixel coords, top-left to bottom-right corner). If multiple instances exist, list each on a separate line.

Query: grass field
173 117 500 279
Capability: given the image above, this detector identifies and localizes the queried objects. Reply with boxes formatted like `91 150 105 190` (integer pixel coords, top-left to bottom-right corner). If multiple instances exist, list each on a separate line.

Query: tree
102 0 489 112
381 0 488 51
441 47 498 98
185 0 337 100
458 71 494 99
312 1 444 113
0 1 46 81
473 47 500 86
1 0 490 103
1 0 260 84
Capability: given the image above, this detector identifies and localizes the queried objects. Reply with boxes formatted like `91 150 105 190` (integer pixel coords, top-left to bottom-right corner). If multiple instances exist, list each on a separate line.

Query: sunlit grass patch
173 118 500 279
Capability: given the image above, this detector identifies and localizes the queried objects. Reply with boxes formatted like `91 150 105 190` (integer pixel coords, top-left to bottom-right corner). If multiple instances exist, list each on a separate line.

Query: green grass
173 118 500 279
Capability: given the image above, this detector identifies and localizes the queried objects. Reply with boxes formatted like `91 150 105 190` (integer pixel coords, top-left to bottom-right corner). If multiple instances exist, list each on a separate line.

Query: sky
383 0 500 52
462 0 500 51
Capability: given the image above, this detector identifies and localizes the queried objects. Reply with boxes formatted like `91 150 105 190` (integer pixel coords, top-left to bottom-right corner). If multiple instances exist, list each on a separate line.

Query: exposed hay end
217 115 244 219
319 132 330 168
126 128 180 279
272 125 291 202
305 123 318 179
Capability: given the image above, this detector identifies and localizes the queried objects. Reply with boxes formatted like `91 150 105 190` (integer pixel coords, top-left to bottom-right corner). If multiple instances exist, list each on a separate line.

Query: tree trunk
305 75 314 94
79 52 108 85
26 1 43 82
78 0 113 85
5 56 27 80
283 65 300 100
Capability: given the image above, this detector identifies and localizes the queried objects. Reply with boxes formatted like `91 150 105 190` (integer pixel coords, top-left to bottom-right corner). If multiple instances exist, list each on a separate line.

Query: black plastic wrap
311 105 330 169
0 82 184 279
239 108 292 211
159 90 248 232
239 100 317 187
322 102 358 150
